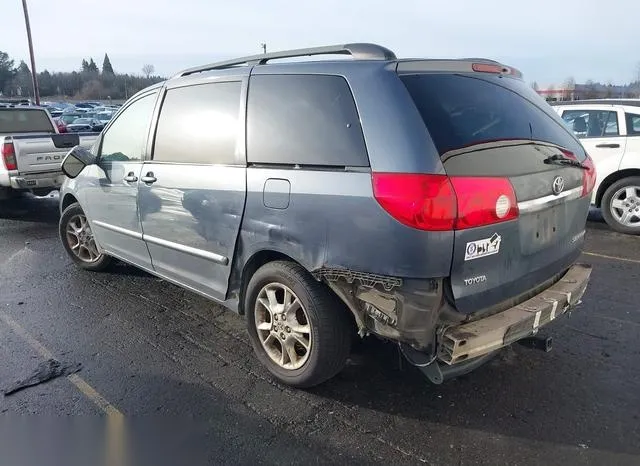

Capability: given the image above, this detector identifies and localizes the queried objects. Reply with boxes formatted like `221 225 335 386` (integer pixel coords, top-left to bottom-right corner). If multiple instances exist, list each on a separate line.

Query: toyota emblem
552 176 565 195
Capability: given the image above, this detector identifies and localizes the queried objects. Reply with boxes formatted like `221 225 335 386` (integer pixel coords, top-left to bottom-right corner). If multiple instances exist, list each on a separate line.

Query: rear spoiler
396 59 523 79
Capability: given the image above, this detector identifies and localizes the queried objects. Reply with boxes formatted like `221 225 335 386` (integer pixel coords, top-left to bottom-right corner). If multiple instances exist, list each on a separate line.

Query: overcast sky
3 0 639 86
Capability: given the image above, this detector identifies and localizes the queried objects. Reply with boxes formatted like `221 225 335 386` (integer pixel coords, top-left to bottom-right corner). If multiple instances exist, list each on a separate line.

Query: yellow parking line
67 374 123 418
0 310 124 418
582 251 640 264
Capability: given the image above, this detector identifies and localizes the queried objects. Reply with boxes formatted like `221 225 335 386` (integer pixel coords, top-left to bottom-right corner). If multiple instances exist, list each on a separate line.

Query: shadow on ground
0 193 60 225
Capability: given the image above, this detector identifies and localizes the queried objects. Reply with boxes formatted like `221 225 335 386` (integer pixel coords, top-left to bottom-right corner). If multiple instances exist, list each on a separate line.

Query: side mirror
61 145 97 178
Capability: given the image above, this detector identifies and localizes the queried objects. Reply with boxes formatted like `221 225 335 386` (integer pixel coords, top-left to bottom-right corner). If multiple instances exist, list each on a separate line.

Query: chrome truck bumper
10 172 66 190
413 263 591 384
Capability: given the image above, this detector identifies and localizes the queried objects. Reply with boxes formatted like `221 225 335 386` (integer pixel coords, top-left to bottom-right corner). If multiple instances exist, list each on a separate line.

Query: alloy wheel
254 283 312 370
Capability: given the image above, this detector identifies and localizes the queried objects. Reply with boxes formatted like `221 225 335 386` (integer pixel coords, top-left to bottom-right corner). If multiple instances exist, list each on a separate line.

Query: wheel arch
595 169 640 207
235 249 357 332
61 193 79 213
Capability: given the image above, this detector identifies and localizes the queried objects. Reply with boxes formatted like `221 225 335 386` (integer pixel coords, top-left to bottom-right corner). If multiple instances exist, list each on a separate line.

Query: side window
153 81 242 164
561 109 619 138
626 113 640 135
247 74 369 166
100 93 157 162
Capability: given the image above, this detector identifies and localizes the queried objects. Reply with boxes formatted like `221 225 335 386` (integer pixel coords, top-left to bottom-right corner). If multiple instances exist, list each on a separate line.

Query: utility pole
260 43 267 54
21 0 40 105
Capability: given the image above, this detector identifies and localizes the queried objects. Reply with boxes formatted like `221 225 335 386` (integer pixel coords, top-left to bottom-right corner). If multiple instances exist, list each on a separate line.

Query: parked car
59 113 86 125
1 106 98 198
66 118 104 133
552 99 640 234
95 112 113 125
53 117 67 133
58 43 593 388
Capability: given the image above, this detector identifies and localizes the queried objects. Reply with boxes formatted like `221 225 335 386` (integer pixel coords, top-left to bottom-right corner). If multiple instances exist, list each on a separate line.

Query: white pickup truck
552 99 640 234
0 106 99 199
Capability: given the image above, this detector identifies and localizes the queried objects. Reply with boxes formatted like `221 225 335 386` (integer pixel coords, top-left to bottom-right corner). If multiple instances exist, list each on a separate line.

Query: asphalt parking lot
1 194 639 465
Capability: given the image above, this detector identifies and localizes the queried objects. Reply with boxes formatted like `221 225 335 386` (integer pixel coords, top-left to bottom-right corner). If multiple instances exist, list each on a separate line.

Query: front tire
601 177 640 235
59 202 112 271
245 261 352 388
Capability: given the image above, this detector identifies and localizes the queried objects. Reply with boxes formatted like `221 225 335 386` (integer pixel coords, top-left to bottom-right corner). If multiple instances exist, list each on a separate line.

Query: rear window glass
400 74 586 160
0 109 55 133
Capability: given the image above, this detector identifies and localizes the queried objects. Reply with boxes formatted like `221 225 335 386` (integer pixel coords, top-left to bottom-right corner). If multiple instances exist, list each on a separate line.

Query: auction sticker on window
464 233 501 261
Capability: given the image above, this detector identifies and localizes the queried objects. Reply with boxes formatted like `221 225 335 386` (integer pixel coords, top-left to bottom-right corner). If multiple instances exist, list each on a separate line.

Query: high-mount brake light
472 63 510 74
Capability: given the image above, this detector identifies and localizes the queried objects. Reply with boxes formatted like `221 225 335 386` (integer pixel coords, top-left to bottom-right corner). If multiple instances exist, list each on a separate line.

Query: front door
560 106 627 202
138 79 247 301
84 90 159 269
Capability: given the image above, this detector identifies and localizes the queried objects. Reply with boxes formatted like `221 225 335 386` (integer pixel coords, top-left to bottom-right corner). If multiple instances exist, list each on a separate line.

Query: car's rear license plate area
522 205 563 254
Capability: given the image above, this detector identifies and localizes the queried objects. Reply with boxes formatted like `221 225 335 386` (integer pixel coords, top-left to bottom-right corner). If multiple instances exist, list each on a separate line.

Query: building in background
535 81 636 102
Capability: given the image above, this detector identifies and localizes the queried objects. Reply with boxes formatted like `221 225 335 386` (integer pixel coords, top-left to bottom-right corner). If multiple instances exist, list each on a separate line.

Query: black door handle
595 143 620 148
140 172 157 184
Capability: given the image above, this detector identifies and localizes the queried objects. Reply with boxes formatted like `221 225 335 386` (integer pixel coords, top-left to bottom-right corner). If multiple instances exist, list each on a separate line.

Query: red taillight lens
1 142 17 170
561 150 596 197
450 177 518 229
372 173 518 231
372 174 457 231
581 155 596 197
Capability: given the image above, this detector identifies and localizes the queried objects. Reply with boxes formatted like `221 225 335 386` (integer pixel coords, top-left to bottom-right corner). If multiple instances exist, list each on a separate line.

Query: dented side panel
231 168 454 280
228 168 455 351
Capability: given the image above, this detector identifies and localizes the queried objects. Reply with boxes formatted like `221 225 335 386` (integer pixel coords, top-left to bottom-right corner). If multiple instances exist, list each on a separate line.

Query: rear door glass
626 113 640 135
561 109 619 138
400 74 586 160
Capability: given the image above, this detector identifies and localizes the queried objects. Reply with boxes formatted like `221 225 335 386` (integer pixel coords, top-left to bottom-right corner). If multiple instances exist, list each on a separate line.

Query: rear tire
245 261 352 388
59 202 112 271
601 177 640 235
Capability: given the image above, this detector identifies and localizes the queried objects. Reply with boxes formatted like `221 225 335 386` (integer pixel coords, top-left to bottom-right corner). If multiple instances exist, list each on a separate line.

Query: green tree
0 51 16 95
13 61 33 97
87 58 99 73
81 59 89 72
102 53 114 74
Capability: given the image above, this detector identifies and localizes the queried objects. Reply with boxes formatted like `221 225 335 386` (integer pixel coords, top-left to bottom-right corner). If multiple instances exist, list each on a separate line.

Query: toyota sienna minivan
59 43 593 387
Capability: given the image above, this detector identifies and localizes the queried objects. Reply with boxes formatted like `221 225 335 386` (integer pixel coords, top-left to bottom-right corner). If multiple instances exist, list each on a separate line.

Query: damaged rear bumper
439 263 592 365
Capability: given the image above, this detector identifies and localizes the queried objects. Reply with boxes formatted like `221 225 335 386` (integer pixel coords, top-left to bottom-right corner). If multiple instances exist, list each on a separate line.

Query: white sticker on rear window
464 233 501 261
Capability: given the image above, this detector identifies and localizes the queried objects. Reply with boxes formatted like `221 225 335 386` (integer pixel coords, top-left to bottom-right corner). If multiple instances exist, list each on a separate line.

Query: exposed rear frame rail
174 43 397 78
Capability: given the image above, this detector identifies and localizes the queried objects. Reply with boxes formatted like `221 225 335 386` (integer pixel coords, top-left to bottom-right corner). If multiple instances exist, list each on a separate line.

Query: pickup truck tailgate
12 133 81 174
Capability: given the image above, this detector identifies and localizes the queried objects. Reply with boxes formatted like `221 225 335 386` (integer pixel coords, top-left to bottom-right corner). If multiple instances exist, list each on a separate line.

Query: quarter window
100 93 157 162
153 82 242 164
247 74 369 167
561 109 619 138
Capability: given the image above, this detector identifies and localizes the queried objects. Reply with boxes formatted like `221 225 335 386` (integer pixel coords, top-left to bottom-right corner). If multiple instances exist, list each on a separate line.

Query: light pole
260 43 267 54
21 0 40 105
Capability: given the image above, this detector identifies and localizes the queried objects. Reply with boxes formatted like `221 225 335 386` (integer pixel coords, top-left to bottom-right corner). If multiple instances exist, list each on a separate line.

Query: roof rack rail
174 43 396 78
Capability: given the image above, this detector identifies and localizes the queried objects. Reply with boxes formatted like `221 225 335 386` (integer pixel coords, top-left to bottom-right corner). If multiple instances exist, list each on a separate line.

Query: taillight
371 174 457 231
450 177 518 229
561 150 596 197
372 173 518 231
581 155 596 197
1 142 17 170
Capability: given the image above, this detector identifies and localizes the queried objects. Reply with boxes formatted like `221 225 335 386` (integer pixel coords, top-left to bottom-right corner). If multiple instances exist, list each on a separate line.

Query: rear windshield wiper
543 153 587 169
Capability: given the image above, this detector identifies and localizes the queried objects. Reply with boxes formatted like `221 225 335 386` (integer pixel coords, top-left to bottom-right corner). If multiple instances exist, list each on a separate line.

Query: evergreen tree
88 58 99 73
102 53 114 74
81 59 89 72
